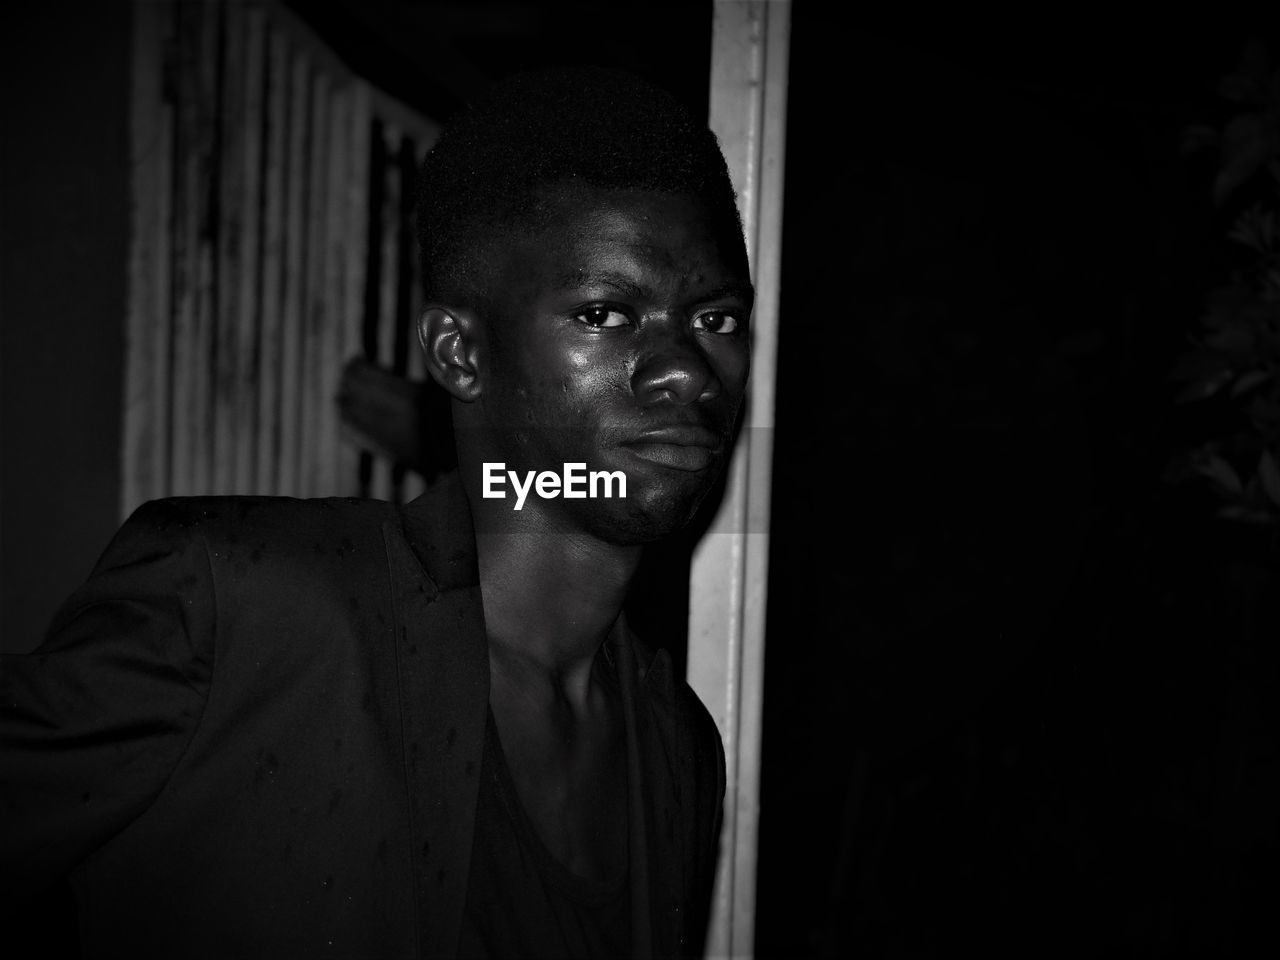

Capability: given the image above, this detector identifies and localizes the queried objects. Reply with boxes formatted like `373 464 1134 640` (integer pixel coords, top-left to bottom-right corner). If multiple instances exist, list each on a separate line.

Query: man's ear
418 305 484 402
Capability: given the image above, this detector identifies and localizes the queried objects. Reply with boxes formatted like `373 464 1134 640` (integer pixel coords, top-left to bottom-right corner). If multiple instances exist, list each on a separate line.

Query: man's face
470 185 752 544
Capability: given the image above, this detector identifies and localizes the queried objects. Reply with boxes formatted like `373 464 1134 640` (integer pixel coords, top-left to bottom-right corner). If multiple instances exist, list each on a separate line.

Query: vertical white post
688 2 790 958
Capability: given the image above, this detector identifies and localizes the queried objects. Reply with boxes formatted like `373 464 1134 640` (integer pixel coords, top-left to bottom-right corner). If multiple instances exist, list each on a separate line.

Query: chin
583 486 710 547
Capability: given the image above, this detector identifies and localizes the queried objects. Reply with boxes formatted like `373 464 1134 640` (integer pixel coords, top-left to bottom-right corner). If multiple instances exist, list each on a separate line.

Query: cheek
507 352 623 433
564 343 632 399
486 331 561 405
486 324 635 428
709 341 751 399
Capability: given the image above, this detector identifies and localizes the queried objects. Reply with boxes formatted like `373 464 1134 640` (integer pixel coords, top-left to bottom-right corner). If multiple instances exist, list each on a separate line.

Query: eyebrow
693 281 756 306
554 271 649 299
555 271 755 306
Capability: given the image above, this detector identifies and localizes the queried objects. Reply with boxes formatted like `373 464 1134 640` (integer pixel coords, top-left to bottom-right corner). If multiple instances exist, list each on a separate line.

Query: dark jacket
1 478 725 959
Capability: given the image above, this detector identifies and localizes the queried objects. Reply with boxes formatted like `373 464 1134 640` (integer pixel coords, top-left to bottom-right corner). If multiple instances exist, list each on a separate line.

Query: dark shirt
457 707 631 959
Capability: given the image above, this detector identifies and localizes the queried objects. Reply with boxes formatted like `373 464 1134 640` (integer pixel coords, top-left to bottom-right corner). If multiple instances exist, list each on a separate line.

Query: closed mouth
618 425 723 472
622 425 722 449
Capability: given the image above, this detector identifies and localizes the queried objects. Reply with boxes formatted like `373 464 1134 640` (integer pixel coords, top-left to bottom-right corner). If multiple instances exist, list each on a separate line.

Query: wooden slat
230 6 266 494
277 47 311 496
255 25 288 494
211 0 239 494
191 0 219 494
298 70 330 497
169 3 198 496
314 84 350 498
169 1 218 496
213 0 249 494
390 133 415 505
370 120 401 501
338 85 371 497
400 137 428 504
123 0 175 516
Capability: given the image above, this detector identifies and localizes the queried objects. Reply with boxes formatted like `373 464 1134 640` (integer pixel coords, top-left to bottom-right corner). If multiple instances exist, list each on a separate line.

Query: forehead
505 185 748 290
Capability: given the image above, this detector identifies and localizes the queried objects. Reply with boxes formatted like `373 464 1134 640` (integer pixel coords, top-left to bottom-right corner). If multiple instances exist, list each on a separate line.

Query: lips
619 424 723 472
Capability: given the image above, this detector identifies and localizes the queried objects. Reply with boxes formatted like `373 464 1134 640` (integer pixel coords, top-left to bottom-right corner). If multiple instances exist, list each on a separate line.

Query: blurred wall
1 3 130 652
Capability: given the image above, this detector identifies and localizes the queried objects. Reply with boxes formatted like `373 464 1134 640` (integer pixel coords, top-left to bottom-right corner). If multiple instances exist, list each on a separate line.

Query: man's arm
1 501 216 903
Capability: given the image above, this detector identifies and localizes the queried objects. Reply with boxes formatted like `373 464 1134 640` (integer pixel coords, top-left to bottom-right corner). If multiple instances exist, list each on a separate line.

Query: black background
760 8 1279 957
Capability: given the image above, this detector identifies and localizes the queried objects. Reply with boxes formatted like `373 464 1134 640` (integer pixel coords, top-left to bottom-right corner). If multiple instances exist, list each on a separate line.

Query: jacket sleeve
685 694 727 959
0 500 215 902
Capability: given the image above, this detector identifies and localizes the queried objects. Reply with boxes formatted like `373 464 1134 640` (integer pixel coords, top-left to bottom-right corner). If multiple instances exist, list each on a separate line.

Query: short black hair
415 67 744 304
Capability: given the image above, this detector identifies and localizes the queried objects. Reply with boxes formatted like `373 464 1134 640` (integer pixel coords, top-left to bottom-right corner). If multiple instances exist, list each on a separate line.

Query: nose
630 326 721 407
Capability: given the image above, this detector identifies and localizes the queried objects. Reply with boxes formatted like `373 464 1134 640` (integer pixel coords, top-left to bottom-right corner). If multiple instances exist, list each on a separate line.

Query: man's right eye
574 307 630 328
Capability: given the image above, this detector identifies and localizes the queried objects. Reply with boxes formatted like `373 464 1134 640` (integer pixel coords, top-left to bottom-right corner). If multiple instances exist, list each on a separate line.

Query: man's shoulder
126 493 396 530
93 495 404 591
118 495 397 550
670 672 724 766
629 635 724 761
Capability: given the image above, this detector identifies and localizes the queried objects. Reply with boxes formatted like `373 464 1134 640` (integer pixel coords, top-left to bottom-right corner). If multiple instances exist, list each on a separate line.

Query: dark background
759 8 1279 958
2 1 131 651
3 2 1278 956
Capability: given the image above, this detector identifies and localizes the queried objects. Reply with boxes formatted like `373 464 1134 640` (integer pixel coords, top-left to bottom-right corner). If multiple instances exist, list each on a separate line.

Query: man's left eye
575 307 630 328
693 311 740 334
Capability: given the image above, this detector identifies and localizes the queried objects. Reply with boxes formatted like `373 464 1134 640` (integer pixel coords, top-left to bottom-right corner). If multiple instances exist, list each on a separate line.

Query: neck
476 525 641 708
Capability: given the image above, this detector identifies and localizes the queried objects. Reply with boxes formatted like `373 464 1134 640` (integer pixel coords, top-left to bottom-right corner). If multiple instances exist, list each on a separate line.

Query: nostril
630 332 722 406
634 363 708 407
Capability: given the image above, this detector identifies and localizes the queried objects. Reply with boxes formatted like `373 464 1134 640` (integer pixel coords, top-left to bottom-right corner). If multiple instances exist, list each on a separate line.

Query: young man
1 69 751 959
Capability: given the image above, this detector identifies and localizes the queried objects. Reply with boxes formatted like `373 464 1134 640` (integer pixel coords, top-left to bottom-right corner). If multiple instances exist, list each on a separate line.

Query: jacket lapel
383 477 489 960
617 624 690 958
